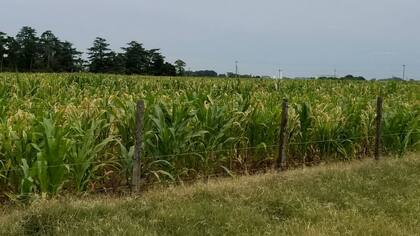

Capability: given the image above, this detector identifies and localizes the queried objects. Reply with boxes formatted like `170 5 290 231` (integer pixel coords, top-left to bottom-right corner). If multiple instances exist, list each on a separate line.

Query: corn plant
32 118 69 196
0 73 418 197
68 119 114 192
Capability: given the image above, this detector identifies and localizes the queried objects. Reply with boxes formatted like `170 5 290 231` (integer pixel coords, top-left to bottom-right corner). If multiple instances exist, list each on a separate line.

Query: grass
1 153 420 235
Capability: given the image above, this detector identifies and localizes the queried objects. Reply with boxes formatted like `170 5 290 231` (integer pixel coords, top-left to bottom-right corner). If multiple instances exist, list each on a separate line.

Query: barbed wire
5 184 133 199
117 131 420 160
0 131 418 174
8 153 397 197
1 159 330 198
0 105 107 111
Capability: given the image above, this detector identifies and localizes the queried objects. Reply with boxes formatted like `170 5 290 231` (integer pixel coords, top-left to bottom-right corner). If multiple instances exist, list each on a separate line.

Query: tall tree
0 32 7 72
5 36 20 72
57 41 83 72
108 52 126 74
147 49 165 75
161 62 177 76
87 37 113 73
174 59 186 76
122 41 147 74
1 26 184 75
39 30 60 71
15 26 39 71
146 49 176 76
39 31 82 72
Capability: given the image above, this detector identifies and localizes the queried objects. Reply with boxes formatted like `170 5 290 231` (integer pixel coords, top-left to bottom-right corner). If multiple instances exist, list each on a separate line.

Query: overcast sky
2 0 420 79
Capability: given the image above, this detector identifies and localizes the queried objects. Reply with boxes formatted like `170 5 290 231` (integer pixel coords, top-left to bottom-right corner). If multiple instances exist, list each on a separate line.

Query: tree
0 32 7 72
186 70 218 77
161 62 176 76
56 41 83 72
39 30 60 71
39 31 82 72
87 37 113 73
1 26 183 75
147 49 164 75
15 26 39 71
174 59 186 76
5 36 20 72
122 41 147 74
108 52 126 74
227 72 236 78
342 75 366 81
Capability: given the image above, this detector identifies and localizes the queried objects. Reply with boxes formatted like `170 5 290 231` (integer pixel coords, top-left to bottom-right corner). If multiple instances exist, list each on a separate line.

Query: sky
1 0 420 79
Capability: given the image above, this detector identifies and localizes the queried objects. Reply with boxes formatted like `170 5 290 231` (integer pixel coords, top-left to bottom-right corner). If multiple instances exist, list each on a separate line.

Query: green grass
1 153 420 235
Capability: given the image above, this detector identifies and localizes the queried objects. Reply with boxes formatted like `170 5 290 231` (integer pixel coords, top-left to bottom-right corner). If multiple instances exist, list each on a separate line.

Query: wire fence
0 106 110 115
1 131 418 175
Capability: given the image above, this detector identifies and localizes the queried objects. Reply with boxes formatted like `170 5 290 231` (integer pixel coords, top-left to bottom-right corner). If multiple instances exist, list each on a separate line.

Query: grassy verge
1 154 420 235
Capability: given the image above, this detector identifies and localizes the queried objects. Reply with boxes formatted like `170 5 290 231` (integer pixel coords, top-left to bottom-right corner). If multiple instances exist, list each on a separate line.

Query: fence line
0 131 418 175
7 157 358 198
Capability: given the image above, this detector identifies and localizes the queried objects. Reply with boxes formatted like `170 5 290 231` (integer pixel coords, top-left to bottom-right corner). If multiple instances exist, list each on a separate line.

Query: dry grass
1 153 420 235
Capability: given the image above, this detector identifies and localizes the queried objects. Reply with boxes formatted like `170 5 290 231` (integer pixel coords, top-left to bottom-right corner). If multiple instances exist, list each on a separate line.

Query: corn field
0 73 419 199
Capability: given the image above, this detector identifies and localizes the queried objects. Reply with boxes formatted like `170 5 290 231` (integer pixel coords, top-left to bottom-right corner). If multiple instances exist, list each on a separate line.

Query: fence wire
0 131 418 175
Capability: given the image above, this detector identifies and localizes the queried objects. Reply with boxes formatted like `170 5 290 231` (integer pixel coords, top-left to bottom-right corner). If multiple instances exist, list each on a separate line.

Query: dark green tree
122 41 147 74
0 32 7 72
5 36 20 72
15 26 39 71
39 31 82 72
87 37 113 73
161 62 177 76
39 30 60 71
56 41 83 72
108 52 126 74
342 74 366 81
174 59 186 76
187 70 218 77
1 26 183 75
147 49 165 75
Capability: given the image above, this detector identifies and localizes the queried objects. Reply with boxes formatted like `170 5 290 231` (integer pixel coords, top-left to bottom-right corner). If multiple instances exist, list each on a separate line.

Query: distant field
1 154 420 235
0 73 419 198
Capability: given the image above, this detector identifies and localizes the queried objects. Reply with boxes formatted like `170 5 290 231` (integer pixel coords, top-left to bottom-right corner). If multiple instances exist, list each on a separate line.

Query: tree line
0 27 378 79
0 26 187 75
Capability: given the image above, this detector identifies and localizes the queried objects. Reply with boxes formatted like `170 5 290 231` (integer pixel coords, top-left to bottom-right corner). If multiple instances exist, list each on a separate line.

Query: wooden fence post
375 96 383 160
132 100 144 192
278 99 289 170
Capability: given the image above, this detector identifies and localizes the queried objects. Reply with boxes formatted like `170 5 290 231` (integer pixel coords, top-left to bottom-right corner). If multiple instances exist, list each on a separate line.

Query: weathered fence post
278 99 289 170
375 96 383 160
132 100 144 192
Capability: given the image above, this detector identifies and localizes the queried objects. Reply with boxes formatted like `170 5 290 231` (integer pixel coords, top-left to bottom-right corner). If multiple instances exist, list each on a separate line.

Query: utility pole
235 61 239 77
278 69 283 79
402 64 406 80
334 68 337 78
